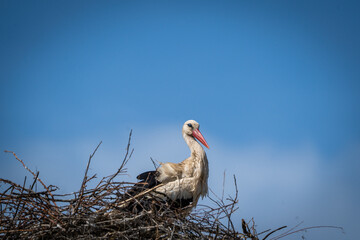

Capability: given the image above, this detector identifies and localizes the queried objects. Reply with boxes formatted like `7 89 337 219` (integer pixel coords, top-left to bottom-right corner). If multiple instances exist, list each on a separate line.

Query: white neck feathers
183 132 205 158
183 132 209 199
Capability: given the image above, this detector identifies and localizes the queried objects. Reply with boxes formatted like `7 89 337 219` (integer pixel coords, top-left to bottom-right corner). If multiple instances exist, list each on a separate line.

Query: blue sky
1 1 359 239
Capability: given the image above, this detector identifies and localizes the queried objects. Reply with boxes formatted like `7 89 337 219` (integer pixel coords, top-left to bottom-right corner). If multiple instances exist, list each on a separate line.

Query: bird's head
183 120 210 149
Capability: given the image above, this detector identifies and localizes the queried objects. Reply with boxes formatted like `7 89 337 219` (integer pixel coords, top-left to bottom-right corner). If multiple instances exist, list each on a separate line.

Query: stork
127 120 210 211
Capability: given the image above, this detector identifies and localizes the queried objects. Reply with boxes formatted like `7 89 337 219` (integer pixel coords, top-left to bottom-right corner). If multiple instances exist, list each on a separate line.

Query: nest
1 132 332 239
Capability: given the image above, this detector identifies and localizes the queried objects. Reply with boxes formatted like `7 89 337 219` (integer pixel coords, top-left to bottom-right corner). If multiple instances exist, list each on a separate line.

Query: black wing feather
124 170 193 212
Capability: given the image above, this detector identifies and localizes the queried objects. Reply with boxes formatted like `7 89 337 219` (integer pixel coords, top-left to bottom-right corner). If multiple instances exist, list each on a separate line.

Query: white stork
127 120 210 211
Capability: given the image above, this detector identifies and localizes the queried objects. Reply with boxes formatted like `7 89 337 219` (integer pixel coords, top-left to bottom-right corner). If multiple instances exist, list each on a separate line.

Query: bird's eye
187 123 193 128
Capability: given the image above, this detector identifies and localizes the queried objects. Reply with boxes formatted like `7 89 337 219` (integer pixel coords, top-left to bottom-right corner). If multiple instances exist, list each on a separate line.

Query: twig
4 151 58 208
73 141 102 215
262 226 287 240
107 130 133 183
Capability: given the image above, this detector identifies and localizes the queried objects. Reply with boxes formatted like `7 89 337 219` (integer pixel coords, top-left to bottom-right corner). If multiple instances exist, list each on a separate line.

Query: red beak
192 129 210 149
